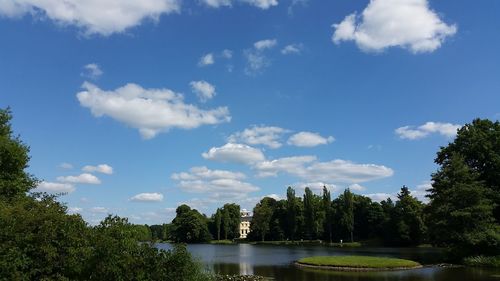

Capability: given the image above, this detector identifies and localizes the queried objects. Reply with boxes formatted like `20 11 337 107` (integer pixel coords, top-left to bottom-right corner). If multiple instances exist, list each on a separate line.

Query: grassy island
296 256 422 271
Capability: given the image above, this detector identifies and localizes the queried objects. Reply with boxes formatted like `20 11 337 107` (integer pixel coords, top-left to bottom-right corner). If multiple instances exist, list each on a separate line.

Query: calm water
156 243 500 281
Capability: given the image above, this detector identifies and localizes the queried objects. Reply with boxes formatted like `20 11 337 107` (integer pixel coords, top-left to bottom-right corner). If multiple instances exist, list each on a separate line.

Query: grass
463 256 500 268
209 240 235 245
297 255 421 269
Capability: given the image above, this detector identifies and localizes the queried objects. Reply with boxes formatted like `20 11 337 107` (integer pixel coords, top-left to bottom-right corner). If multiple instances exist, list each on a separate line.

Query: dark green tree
171 205 211 243
322 186 333 243
341 188 354 242
303 187 316 240
392 186 426 246
214 208 222 241
435 119 500 223
0 108 37 200
286 186 298 241
250 197 275 241
428 153 500 257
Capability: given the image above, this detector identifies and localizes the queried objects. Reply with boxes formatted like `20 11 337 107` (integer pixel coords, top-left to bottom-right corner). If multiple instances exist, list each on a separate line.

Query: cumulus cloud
295 182 338 192
36 181 75 193
254 39 278 50
172 166 246 181
57 173 101 185
348 183 366 191
255 156 394 184
228 125 288 148
82 63 103 79
172 167 259 195
202 0 232 8
287 132 334 147
68 207 83 214
332 0 457 53
198 53 215 66
245 39 277 75
77 82 230 139
395 122 461 140
201 0 277 9
130 192 164 202
202 143 265 164
82 164 113 175
281 44 303 55
190 80 216 102
0 0 180 36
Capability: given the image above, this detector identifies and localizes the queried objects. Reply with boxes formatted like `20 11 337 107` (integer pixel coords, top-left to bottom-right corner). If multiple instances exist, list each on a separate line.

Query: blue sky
1 0 499 225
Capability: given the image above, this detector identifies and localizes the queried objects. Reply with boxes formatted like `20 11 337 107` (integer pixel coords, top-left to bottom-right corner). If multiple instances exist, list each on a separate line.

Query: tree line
166 118 500 260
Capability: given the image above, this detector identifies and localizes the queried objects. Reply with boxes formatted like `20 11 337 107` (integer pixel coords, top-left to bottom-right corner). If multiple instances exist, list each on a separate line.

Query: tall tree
171 205 211 243
0 108 37 200
435 119 500 223
341 188 354 242
214 208 222 241
392 186 426 246
303 187 315 240
250 197 275 241
322 186 333 243
286 186 297 241
428 153 499 257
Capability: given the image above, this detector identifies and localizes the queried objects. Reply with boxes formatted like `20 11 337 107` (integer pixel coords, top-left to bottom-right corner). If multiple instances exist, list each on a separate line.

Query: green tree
428 153 500 257
392 186 426 246
250 197 275 241
0 108 37 200
341 188 354 242
171 205 211 243
214 208 222 241
286 186 298 241
322 186 333 243
435 119 500 223
303 187 316 240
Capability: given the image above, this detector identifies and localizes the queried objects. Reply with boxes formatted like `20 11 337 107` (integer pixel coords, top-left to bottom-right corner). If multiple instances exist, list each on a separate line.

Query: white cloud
130 192 164 202
221 49 233 59
36 181 75 193
77 82 230 139
57 173 101 184
255 155 317 177
59 162 73 169
281 44 302 55
242 0 278 9
68 207 83 214
82 164 113 175
254 39 278 50
201 0 277 9
265 194 281 200
228 125 288 148
255 156 394 184
364 193 395 202
288 0 308 15
82 63 103 79
395 122 461 140
244 39 277 75
332 0 457 53
198 53 215 66
172 167 259 195
0 0 180 36
348 183 366 191
202 0 232 8
295 182 338 192
287 132 334 147
90 207 109 213
190 80 216 102
172 166 246 181
202 143 265 164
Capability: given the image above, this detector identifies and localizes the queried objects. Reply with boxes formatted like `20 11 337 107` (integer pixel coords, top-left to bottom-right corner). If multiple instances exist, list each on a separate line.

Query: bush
463 256 500 268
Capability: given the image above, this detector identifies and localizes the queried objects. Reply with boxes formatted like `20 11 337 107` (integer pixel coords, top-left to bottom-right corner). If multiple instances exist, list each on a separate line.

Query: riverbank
250 240 362 247
295 255 422 271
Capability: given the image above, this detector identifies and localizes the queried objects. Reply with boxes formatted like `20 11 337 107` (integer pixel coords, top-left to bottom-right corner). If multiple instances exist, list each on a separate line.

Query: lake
156 243 500 281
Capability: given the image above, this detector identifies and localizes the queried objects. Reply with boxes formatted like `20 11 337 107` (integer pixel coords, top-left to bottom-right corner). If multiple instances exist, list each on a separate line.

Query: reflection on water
156 243 500 281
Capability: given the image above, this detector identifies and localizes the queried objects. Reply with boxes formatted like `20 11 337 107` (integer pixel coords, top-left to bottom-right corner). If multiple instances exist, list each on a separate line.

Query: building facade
239 209 252 239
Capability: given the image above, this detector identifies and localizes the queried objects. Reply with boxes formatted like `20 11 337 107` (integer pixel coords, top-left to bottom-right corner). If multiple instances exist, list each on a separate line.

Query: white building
239 209 252 239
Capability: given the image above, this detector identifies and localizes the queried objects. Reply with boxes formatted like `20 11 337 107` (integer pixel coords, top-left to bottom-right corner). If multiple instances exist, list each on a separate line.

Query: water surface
156 243 500 280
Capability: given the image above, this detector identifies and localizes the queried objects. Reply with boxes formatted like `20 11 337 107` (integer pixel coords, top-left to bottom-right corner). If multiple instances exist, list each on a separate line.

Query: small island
295 256 422 271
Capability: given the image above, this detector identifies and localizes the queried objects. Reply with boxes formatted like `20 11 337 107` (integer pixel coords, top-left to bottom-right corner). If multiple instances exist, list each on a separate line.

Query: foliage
0 108 37 200
463 255 500 268
249 197 275 241
297 255 421 268
171 205 212 243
